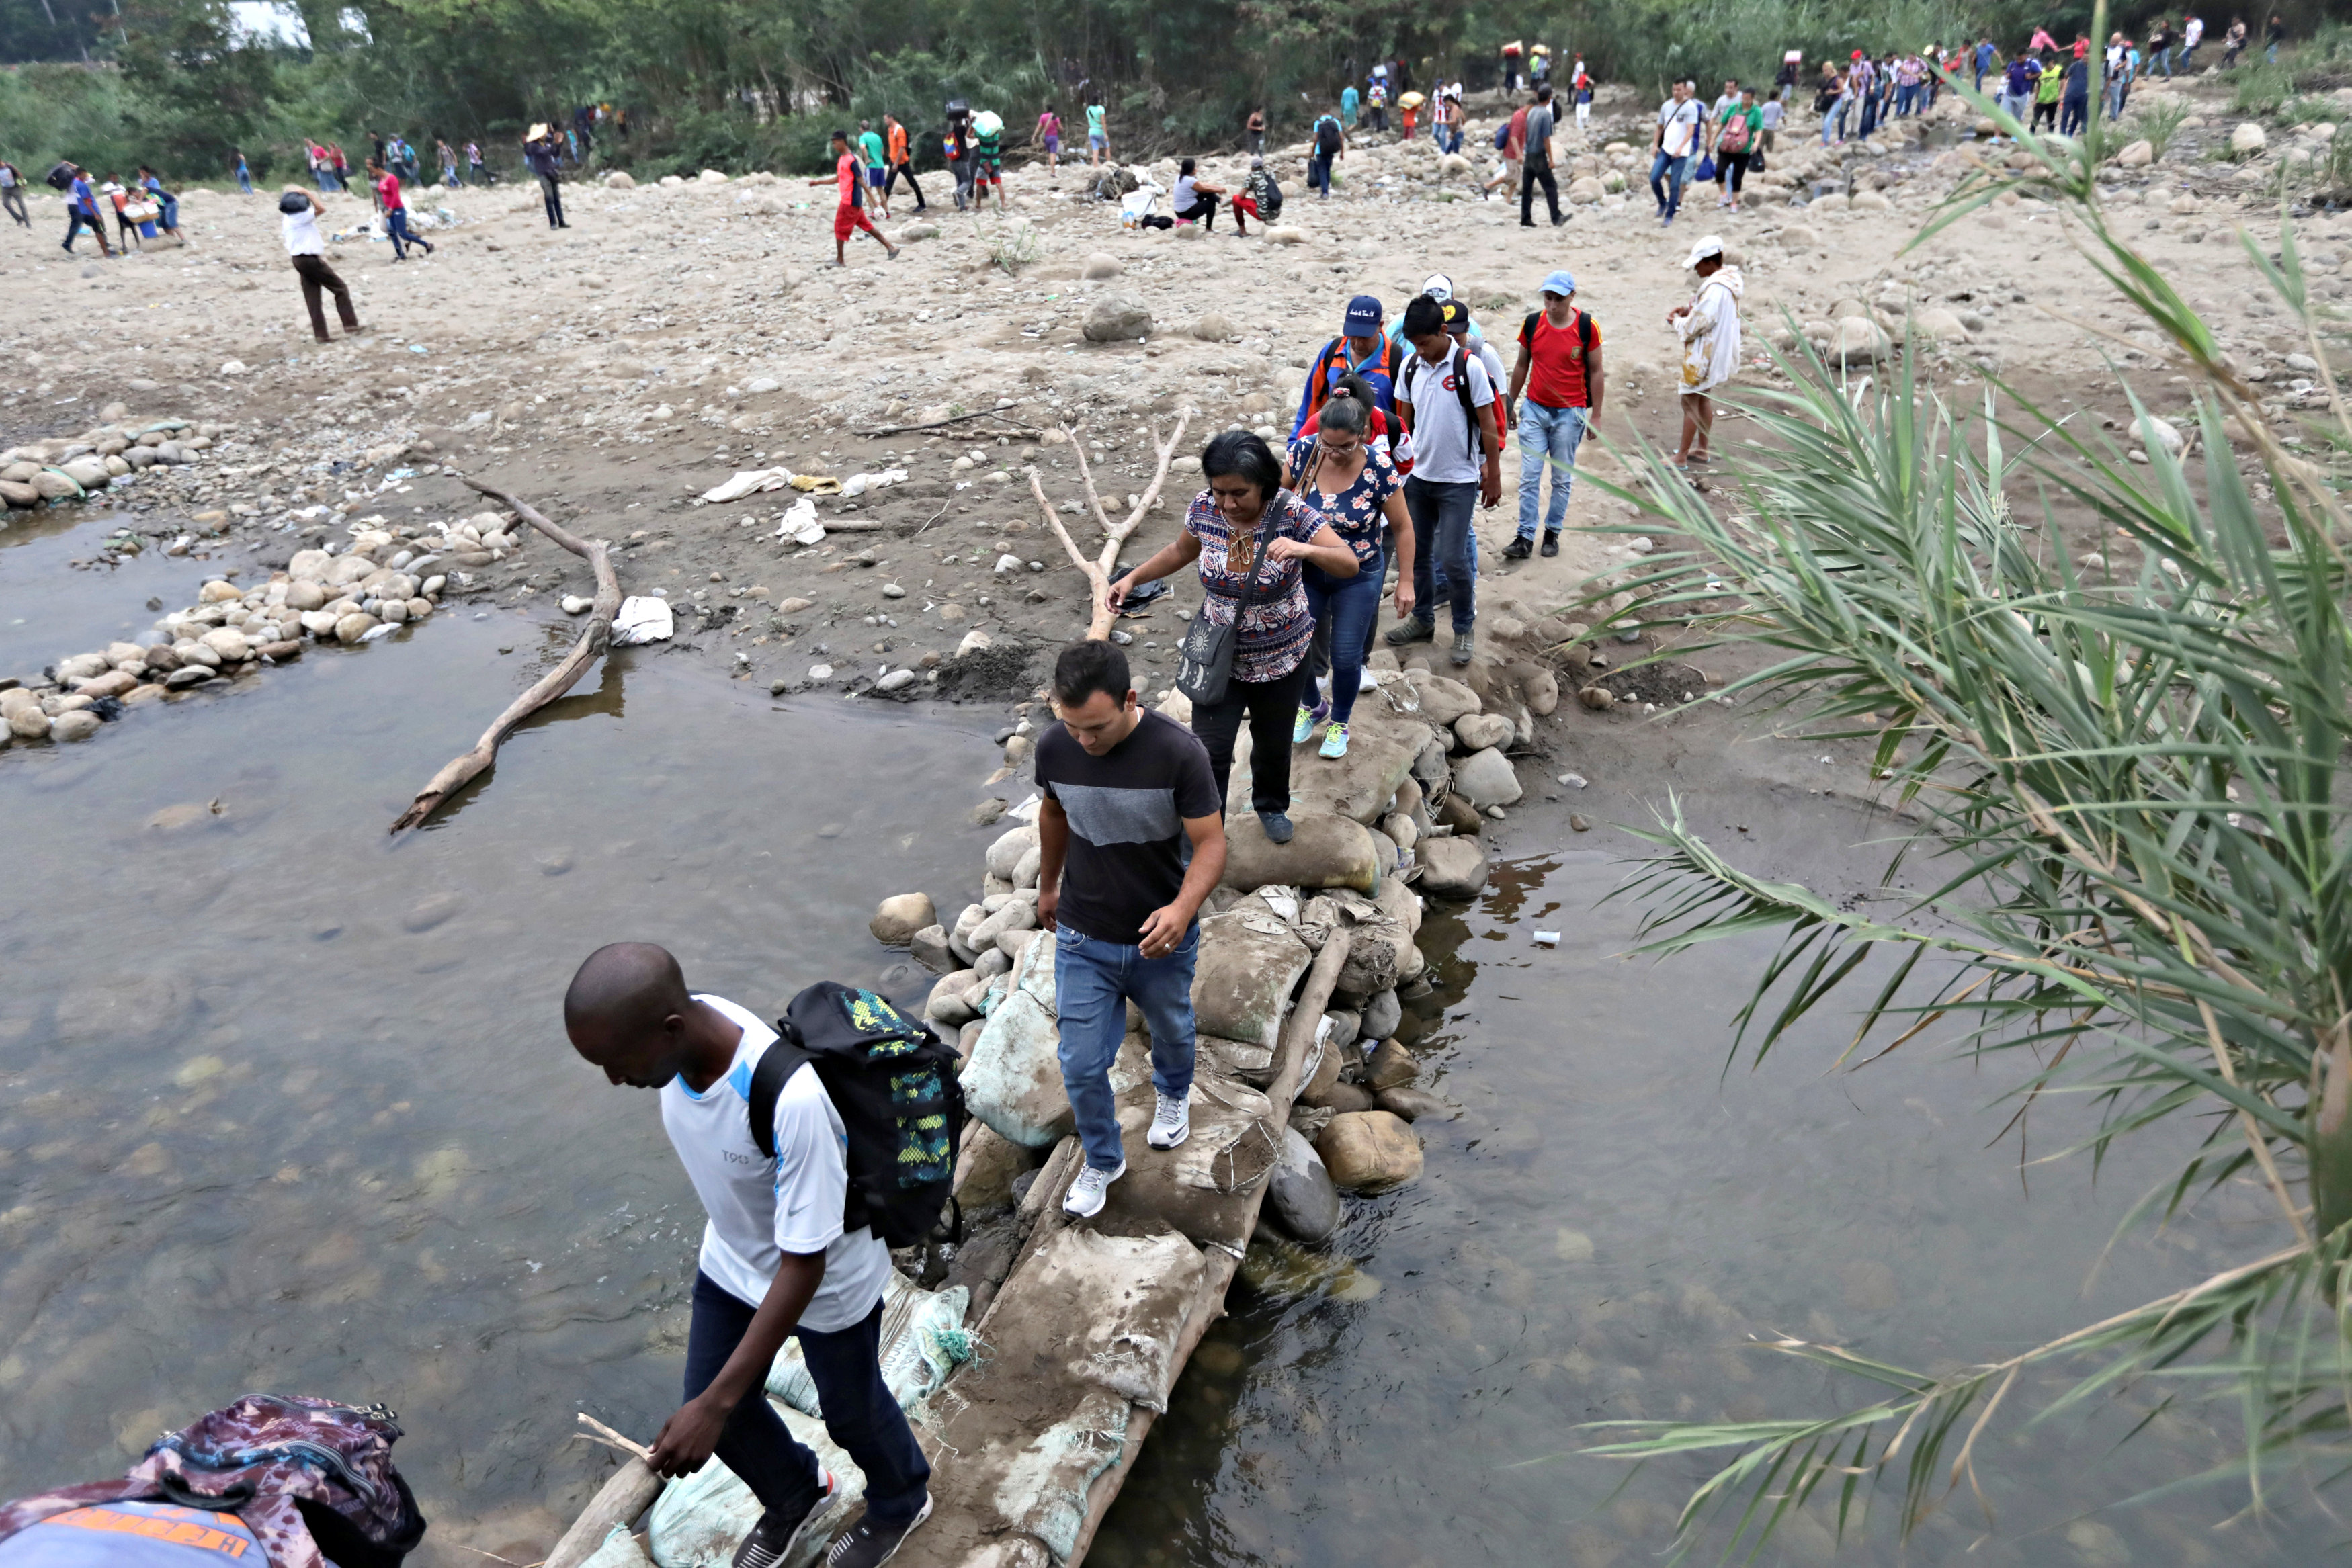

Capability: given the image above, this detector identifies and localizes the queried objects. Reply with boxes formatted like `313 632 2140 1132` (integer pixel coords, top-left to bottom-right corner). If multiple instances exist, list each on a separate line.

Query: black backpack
1315 116 1343 154
1261 172 1283 219
46 161 74 191
1404 345 1488 460
749 982 966 1248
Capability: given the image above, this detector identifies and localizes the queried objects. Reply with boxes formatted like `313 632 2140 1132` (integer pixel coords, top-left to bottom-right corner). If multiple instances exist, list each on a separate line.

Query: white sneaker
1358 666 1378 693
1063 1158 1126 1217
1148 1090 1191 1150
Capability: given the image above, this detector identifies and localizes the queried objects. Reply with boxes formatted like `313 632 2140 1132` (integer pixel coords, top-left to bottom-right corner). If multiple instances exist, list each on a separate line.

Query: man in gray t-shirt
1519 86 1563 228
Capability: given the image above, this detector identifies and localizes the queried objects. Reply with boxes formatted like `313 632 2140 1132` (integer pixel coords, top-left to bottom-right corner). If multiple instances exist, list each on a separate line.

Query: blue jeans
236 169 252 193
1404 475 1477 634
684 1272 931 1526
1054 923 1198 1172
1896 83 1920 115
1303 552 1382 726
1515 402 1587 541
1648 150 1690 219
386 207 418 257
2154 46 2171 77
1822 95 1851 143
1309 152 1332 197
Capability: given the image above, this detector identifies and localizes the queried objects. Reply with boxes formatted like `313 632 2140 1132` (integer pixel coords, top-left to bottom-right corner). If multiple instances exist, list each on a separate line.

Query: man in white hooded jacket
1668 234 1742 470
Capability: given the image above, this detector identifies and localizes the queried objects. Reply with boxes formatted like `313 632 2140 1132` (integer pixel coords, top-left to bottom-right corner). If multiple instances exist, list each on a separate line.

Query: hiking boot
1319 722 1351 759
1148 1090 1191 1150
1503 535 1532 561
1541 531 1560 558
1451 629 1474 666
1259 809 1294 844
1385 615 1435 646
1064 1159 1124 1218
1291 701 1328 745
731 1472 837 1568
824 1495 932 1568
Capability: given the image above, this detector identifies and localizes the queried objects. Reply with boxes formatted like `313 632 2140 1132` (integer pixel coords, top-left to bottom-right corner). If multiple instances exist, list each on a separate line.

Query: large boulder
1083 296 1153 343
1419 834 1488 900
1315 1110 1423 1192
1222 812 1386 896
1266 1125 1342 1243
1449 747 1521 808
2231 122 2267 156
1396 670 1480 728
1290 709 1429 824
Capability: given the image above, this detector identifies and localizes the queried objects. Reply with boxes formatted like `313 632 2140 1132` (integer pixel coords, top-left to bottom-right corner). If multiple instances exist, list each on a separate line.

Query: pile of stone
0 515 512 748
808 638 1570 1561
1 417 214 510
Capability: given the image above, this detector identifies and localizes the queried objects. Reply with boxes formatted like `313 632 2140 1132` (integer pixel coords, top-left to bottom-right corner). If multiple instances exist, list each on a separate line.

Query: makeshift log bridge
546 684 1505 1568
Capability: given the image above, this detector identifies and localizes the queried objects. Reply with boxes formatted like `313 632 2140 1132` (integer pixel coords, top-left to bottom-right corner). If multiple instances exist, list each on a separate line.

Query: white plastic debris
612 595 675 645
1532 930 1562 947
773 495 825 546
841 467 909 498
700 466 797 503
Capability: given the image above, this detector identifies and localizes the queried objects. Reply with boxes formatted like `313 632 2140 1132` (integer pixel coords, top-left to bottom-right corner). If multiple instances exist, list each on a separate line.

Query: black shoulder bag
1175 502 1281 707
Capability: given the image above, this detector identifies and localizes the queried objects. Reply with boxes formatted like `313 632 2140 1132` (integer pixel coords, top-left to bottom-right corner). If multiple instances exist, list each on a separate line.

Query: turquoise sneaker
1291 702 1327 744
1319 722 1351 759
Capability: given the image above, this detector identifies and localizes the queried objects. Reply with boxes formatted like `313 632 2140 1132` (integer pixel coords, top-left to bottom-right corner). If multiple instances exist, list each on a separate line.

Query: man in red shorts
808 129 899 267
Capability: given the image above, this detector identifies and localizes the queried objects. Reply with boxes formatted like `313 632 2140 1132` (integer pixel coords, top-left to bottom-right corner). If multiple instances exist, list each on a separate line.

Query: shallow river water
0 513 2329 1565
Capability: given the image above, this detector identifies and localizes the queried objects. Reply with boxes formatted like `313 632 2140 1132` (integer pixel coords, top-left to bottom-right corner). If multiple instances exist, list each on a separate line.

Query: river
0 511 2325 1565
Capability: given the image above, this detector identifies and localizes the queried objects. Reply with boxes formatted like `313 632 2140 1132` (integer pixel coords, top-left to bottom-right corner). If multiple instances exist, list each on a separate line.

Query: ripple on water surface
0 578 1001 1553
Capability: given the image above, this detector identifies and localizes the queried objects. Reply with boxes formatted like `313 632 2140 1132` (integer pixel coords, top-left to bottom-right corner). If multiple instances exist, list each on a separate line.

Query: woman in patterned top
1107 431 1358 844
1285 392 1414 759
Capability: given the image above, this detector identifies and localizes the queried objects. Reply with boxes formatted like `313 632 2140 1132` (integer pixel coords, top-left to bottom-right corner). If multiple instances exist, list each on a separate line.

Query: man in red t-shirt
370 158 434 261
1504 268 1605 558
808 129 899 267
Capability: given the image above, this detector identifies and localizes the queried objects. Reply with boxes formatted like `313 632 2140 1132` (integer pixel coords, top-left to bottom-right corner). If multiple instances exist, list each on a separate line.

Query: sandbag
961 988 1069 1148
578 1527 656 1568
1286 709 1430 824
646 1405 859 1568
1091 1075 1280 1251
985 1223 1209 1414
1190 910 1313 1050
767 1271 972 1416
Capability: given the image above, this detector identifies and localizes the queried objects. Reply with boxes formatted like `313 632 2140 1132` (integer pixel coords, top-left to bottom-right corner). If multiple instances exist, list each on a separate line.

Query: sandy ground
2 73 2341 747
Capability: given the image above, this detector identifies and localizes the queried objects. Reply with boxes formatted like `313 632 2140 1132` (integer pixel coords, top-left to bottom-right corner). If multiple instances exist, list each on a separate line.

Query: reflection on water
0 562 1003 1559
1097 851 2320 1567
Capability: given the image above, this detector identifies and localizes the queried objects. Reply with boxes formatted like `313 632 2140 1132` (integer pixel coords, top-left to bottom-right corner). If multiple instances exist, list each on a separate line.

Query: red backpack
0 1395 426 1568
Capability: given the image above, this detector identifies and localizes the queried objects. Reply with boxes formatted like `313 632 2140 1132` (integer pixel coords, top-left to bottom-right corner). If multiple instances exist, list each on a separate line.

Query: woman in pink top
370 159 435 261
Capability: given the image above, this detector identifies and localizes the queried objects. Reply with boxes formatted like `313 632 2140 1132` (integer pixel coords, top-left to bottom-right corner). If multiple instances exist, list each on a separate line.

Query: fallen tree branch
1025 409 1191 639
857 400 1037 439
389 478 621 833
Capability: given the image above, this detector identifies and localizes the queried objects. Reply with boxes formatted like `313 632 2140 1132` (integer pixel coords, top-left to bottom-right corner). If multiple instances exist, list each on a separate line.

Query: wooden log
388 478 621 833
544 1458 663 1568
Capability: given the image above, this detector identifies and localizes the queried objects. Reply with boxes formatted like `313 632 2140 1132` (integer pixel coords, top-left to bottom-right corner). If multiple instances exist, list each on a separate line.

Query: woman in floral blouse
1107 431 1359 844
1285 391 1414 758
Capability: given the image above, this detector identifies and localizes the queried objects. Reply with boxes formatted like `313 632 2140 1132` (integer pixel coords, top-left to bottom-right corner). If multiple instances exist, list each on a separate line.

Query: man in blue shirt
1974 38 1997 91
62 166 112 256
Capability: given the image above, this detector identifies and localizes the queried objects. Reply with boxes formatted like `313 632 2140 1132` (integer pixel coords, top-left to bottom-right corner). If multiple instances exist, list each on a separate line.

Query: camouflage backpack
0 1395 425 1568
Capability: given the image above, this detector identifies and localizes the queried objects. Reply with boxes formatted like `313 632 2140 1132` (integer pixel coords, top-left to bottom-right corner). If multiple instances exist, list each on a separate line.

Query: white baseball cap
1421 273 1454 301
1683 235 1726 268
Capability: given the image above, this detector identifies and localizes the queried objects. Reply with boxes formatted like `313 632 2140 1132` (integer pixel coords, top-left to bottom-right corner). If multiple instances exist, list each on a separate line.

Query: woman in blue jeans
1285 393 1415 758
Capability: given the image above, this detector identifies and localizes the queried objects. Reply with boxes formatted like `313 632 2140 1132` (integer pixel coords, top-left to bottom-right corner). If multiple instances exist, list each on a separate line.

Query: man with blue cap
1502 269 1605 558
1293 293 1408 441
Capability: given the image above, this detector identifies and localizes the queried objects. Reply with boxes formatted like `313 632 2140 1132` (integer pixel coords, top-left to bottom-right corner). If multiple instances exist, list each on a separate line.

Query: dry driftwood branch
389 478 621 833
857 398 1036 439
1026 410 1191 640
543 1456 662 1568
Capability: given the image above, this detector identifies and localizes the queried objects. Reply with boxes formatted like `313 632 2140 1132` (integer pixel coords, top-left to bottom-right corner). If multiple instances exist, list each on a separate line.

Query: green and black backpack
749 981 966 1248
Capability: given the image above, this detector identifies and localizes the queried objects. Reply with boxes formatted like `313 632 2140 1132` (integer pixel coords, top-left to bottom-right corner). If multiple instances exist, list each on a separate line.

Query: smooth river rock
871 891 938 946
1316 1110 1423 1192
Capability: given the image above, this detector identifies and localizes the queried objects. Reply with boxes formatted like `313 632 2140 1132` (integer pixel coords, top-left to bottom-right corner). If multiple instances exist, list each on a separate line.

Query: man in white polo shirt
564 943 931 1568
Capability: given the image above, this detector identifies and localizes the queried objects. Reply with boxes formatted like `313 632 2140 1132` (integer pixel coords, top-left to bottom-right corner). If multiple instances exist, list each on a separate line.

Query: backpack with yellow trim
749 982 966 1248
